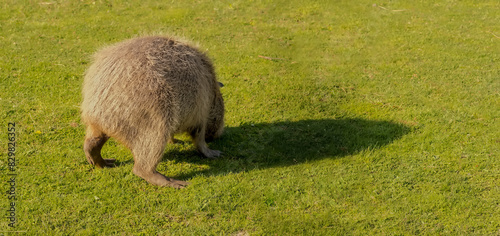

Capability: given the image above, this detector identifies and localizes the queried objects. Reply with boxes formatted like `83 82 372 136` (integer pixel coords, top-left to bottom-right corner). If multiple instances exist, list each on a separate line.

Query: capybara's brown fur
81 36 224 188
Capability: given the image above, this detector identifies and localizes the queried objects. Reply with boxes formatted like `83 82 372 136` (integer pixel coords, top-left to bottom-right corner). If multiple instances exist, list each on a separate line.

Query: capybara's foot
164 177 190 189
195 137 222 159
200 148 222 159
133 168 189 189
150 174 189 189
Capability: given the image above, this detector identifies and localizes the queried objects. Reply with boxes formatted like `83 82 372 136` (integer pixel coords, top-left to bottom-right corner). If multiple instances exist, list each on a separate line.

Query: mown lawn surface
0 0 499 235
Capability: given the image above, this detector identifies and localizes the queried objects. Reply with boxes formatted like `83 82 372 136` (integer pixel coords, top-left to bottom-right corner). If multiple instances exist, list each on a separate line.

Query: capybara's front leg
191 125 222 159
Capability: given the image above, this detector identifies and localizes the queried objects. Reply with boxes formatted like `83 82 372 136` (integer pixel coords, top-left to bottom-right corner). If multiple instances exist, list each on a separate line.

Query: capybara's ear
218 82 224 88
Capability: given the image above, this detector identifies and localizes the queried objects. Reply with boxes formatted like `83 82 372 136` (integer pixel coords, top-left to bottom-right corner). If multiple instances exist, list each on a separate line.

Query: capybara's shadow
166 118 411 179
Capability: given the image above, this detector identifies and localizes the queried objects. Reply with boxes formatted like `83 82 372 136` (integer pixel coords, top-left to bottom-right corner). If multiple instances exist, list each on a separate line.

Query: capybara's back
81 36 224 188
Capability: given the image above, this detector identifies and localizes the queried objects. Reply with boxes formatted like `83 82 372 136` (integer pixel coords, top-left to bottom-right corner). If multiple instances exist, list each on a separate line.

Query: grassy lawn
1 0 499 234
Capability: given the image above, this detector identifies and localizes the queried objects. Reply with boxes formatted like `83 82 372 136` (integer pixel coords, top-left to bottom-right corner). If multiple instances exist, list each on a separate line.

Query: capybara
81 36 224 188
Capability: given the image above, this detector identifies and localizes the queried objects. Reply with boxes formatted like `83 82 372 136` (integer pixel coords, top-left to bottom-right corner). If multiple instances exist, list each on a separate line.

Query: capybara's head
205 82 225 142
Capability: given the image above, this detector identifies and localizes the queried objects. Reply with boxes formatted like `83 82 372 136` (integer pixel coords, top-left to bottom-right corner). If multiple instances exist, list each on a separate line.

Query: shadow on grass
167 118 411 179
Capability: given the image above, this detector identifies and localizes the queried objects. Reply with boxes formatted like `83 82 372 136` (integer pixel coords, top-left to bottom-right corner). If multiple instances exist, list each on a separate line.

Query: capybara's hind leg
84 124 114 168
131 138 189 188
190 125 222 159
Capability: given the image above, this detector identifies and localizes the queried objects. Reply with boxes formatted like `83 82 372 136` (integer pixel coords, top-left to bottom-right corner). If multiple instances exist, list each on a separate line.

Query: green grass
1 0 499 234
